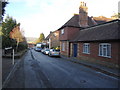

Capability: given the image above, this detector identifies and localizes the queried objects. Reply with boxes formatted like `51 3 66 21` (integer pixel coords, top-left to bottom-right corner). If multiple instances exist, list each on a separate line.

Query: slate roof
70 19 120 42
58 14 80 30
58 14 111 30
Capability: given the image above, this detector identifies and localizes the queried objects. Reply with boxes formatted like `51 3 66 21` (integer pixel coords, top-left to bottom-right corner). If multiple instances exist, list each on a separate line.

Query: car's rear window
54 49 60 52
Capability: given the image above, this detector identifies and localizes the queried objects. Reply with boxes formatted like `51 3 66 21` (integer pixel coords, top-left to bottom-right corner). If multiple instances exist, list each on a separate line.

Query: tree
111 13 120 19
0 0 8 21
36 33 45 43
2 15 18 48
0 0 8 49
10 24 25 52
118 13 120 18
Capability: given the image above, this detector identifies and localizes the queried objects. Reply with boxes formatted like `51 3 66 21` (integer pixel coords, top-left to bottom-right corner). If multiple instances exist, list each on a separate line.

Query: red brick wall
67 27 80 40
60 41 69 57
59 27 68 40
75 42 120 68
59 27 80 40
50 30 60 48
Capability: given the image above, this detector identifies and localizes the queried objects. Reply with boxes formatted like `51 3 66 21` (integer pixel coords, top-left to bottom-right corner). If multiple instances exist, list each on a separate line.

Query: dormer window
61 29 64 35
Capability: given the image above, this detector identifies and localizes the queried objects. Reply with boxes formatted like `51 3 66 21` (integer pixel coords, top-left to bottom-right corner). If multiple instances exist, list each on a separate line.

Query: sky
4 0 119 38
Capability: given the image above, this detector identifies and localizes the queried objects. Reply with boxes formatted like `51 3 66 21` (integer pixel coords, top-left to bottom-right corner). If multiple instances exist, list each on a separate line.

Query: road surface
5 49 119 88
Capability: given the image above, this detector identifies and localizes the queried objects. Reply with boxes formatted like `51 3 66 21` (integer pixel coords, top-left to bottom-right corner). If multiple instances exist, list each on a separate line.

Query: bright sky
4 0 119 38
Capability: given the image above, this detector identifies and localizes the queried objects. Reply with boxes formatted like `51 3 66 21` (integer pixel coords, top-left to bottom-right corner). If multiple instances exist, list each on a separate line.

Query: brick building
58 2 119 68
28 43 35 48
59 2 112 57
44 30 60 49
70 19 120 68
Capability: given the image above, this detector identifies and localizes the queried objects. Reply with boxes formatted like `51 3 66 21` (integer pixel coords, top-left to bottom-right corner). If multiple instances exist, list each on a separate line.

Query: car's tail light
51 52 54 54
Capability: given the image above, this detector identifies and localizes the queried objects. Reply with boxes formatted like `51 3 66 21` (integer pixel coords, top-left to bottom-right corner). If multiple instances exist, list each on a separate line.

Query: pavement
2 49 27 88
61 56 120 78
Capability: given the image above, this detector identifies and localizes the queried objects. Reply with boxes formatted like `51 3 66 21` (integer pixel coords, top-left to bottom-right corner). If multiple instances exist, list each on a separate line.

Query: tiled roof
58 15 111 30
93 16 112 22
71 19 119 42
58 14 80 30
93 16 113 25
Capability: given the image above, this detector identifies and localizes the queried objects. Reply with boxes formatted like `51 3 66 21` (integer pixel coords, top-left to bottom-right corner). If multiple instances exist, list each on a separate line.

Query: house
70 19 120 68
44 30 60 49
28 42 35 48
43 32 53 48
59 2 112 57
58 2 119 68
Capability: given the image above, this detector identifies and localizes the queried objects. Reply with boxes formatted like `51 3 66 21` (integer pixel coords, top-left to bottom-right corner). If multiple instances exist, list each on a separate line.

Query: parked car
41 48 45 53
43 48 50 55
48 49 60 57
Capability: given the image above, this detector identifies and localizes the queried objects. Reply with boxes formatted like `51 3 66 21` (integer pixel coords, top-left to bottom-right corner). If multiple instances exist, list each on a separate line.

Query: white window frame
61 29 64 35
99 43 111 58
62 42 65 51
83 43 90 54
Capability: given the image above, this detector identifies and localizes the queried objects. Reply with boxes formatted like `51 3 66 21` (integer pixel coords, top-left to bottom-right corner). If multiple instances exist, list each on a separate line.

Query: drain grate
80 80 86 83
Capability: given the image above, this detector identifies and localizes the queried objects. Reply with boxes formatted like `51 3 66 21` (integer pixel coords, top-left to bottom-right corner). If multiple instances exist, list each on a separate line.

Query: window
62 42 65 51
83 43 90 54
99 43 111 58
53 32 57 37
61 29 64 35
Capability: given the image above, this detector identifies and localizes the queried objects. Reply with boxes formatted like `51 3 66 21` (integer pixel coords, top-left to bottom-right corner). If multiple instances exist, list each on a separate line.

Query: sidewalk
61 56 120 78
2 50 27 88
2 58 19 83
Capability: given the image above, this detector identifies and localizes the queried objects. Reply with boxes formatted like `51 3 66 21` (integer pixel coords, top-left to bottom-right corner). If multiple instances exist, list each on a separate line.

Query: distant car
43 48 50 55
48 49 60 57
35 47 42 52
41 48 45 53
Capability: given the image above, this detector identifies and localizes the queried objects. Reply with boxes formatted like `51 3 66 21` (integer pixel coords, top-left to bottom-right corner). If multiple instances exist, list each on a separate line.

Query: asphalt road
5 49 119 88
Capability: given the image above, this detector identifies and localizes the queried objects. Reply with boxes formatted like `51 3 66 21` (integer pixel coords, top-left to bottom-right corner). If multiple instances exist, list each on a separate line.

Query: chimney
79 2 88 27
50 31 52 33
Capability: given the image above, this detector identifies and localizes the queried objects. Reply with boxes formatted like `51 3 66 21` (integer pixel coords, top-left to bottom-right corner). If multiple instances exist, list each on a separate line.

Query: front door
73 44 77 57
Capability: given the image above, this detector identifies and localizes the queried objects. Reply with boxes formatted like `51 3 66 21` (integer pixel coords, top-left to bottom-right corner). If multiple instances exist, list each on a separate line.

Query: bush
17 42 28 52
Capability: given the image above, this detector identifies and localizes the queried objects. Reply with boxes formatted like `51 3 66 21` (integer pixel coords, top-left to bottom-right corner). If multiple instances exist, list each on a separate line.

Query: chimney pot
79 1 88 27
80 2 82 6
83 2 85 6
